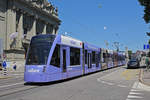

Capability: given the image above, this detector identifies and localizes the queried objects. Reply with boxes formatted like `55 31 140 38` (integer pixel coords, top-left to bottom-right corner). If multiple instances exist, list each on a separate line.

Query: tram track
0 66 123 98
0 85 38 97
0 77 24 86
0 82 39 97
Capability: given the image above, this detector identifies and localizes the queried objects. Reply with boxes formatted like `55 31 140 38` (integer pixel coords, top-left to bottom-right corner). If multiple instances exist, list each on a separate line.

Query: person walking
13 62 17 71
145 56 150 71
2 58 7 75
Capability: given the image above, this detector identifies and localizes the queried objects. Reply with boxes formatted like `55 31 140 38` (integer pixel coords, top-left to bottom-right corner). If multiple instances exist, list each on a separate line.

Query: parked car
127 59 139 69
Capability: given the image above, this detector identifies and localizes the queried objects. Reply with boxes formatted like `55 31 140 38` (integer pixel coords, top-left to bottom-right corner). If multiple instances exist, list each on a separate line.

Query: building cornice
12 0 61 25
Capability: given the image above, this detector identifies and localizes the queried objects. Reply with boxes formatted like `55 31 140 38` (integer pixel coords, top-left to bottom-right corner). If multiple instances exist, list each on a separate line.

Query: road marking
136 82 150 91
130 89 142 92
132 81 139 89
97 78 114 86
126 99 132 100
121 69 139 80
98 68 121 80
117 84 127 88
126 82 145 100
129 92 143 95
0 82 24 88
127 95 143 99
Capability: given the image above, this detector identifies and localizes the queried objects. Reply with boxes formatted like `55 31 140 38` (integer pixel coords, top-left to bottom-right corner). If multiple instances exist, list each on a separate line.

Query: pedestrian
13 62 17 71
145 55 150 71
2 59 7 69
2 59 7 75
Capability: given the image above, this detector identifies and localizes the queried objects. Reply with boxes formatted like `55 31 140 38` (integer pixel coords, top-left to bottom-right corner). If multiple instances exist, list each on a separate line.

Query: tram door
63 49 67 72
88 53 92 68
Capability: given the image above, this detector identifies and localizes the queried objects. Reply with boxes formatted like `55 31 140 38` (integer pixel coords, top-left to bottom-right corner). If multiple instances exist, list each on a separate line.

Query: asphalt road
0 66 150 100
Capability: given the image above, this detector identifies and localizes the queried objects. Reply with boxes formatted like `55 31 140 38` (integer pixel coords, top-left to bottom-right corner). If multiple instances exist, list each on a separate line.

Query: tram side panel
101 49 108 70
66 46 83 78
83 43 101 74
107 50 114 69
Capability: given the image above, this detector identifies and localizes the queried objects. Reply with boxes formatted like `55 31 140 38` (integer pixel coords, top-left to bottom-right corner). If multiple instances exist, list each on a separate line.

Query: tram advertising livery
24 34 126 83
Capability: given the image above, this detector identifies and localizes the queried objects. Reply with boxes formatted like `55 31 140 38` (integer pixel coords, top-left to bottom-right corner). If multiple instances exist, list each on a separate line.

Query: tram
24 34 126 83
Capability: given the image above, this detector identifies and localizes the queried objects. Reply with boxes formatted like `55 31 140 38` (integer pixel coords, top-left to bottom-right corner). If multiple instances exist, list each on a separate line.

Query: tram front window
26 43 51 65
26 35 56 65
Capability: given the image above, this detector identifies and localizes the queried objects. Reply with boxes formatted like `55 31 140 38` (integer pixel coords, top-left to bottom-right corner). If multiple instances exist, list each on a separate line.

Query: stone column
6 9 16 50
52 25 55 34
55 26 59 34
17 13 23 49
43 22 47 34
30 16 36 36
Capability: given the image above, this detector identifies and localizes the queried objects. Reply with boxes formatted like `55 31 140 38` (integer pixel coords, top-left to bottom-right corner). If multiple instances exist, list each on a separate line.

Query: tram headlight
43 66 46 72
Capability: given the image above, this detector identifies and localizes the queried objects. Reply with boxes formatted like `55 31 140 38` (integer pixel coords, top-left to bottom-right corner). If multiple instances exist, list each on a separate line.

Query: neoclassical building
0 0 61 61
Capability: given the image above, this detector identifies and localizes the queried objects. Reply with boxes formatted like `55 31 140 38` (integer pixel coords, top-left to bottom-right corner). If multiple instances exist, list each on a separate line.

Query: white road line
105 82 114 86
98 68 122 80
0 82 24 88
126 99 132 100
127 95 143 99
132 81 139 89
126 82 144 100
98 79 114 86
137 82 150 91
129 92 143 95
117 84 127 88
132 81 150 91
130 89 142 92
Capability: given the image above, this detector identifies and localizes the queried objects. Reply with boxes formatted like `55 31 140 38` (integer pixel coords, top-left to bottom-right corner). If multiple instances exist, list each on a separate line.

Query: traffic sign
144 44 150 49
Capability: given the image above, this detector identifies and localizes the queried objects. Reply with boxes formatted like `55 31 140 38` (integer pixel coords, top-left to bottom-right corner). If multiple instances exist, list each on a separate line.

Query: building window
50 45 60 68
70 47 80 65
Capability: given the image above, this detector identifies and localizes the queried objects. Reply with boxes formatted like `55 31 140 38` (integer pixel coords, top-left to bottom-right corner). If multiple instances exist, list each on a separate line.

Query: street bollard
3 68 7 75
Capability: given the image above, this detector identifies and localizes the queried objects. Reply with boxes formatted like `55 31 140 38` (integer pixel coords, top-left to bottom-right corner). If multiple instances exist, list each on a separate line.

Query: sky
48 0 150 52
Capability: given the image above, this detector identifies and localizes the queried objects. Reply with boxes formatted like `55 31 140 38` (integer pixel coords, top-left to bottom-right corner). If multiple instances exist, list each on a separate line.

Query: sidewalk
0 60 24 79
139 68 150 86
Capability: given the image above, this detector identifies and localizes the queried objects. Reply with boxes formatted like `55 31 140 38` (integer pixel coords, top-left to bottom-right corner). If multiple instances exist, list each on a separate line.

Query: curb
0 76 12 79
139 68 150 86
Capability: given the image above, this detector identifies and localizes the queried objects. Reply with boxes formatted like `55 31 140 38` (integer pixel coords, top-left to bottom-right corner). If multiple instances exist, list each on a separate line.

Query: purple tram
107 50 114 69
24 34 101 83
24 34 125 83
83 42 101 74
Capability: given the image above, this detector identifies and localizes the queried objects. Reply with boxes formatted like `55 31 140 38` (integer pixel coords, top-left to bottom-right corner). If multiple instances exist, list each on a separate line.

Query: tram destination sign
61 35 82 48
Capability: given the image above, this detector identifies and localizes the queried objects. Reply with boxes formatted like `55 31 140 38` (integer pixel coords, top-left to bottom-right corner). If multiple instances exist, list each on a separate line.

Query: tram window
50 45 60 68
92 51 96 64
95 54 99 67
26 43 51 65
98 53 101 63
70 47 80 65
103 53 106 63
85 50 87 64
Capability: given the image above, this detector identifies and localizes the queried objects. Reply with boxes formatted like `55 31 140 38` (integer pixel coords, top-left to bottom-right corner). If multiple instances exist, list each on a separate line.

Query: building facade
0 0 61 61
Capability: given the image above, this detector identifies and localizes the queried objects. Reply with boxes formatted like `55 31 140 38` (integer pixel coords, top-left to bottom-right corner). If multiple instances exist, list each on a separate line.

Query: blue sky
49 0 150 52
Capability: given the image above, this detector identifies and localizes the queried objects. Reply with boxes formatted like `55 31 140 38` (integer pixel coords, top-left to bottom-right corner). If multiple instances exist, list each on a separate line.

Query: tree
138 0 150 23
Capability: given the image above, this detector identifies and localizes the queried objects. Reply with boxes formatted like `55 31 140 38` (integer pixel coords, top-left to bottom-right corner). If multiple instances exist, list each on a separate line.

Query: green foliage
148 39 150 44
138 0 150 23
